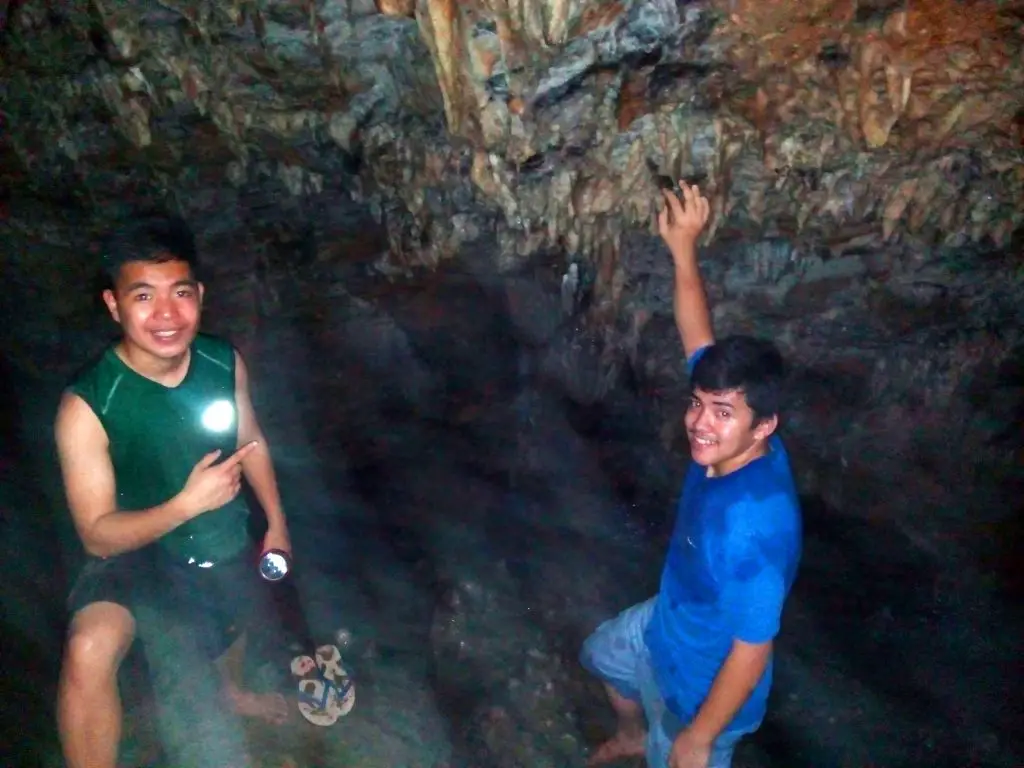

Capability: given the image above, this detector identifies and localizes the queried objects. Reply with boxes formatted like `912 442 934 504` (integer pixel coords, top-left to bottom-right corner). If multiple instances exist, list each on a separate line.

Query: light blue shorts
580 597 744 768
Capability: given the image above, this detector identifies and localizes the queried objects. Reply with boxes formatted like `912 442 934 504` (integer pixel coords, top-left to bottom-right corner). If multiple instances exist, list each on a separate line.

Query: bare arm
56 393 258 559
687 638 771 744
234 351 289 543
671 247 715 360
658 184 715 359
55 393 190 558
667 639 772 767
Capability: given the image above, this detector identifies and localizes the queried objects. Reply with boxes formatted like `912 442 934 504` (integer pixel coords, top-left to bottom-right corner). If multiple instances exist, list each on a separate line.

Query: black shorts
158 547 271 660
66 545 295 767
67 546 158 618
66 544 276 661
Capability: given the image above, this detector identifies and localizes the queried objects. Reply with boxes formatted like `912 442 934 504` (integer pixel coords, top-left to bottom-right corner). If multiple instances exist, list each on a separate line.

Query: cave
1 0 1022 766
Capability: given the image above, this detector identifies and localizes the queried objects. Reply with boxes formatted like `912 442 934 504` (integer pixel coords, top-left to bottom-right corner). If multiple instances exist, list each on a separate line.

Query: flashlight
259 548 291 582
201 399 235 433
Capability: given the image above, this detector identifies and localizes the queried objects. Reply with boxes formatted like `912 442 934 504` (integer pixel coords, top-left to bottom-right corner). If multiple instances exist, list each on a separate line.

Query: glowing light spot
259 550 290 581
201 399 235 432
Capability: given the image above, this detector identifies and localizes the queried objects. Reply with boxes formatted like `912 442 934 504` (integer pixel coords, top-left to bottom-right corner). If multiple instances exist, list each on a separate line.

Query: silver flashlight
259 548 291 582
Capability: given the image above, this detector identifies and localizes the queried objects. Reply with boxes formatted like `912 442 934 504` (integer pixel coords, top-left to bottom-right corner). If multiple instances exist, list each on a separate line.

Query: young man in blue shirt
581 183 803 768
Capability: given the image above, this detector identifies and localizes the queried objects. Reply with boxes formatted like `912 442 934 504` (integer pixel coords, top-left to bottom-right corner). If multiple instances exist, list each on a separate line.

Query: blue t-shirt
644 345 802 734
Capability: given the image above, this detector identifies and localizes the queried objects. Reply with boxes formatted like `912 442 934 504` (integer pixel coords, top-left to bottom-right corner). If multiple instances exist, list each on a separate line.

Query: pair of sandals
289 644 356 727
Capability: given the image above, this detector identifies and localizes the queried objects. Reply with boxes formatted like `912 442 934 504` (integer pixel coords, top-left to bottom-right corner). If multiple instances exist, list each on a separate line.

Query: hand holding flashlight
259 548 292 581
259 524 293 581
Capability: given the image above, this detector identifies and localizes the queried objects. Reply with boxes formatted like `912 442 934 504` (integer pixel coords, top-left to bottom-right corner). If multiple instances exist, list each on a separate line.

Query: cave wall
1 0 1023 573
4 0 1022 263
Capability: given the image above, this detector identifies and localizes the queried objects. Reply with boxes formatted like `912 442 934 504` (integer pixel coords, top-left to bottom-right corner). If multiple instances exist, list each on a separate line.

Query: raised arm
55 392 256 558
657 183 714 359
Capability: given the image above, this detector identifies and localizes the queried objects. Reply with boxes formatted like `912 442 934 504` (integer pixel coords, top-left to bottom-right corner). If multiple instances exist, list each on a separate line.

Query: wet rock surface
3 1 1022 544
3 0 1023 270
1 205 1023 766
2 0 1024 764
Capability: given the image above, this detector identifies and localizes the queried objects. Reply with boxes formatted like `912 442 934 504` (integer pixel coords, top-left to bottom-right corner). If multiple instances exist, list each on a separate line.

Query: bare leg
58 602 135 768
587 683 647 766
216 631 289 725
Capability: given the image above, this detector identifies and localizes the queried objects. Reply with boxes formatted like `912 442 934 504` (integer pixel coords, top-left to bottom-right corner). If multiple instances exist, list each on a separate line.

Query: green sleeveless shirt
69 333 250 564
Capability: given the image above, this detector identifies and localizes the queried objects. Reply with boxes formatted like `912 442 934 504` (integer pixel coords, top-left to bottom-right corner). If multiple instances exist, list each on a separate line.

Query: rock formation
2 4 1023 766
4 0 1022 259
2 0 1022 562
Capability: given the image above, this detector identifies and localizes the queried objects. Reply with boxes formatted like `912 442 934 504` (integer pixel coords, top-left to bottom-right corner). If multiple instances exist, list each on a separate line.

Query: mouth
151 329 185 341
689 434 717 449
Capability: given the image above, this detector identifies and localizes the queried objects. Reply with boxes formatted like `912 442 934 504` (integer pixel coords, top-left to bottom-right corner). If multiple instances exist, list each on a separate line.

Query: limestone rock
376 0 416 17
3 0 1021 281
2 3 1023 474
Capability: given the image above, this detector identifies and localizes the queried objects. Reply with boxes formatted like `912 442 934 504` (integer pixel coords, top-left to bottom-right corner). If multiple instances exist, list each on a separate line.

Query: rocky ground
1 246 1021 768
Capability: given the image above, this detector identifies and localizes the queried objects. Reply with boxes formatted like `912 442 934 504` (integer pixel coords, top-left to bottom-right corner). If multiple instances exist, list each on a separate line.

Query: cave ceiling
1 0 1021 276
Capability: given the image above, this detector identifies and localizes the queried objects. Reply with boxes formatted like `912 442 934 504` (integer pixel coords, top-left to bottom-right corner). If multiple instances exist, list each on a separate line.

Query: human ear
753 413 778 441
102 289 120 323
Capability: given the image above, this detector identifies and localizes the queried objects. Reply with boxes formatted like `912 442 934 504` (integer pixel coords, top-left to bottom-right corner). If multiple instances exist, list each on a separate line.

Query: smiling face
102 256 204 364
684 386 778 477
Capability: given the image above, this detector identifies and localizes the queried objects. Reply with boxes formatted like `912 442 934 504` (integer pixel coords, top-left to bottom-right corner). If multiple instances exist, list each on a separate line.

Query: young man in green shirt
55 216 294 767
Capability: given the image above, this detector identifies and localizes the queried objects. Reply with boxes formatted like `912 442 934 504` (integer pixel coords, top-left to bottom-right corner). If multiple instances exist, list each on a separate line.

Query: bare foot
586 729 647 766
227 688 290 725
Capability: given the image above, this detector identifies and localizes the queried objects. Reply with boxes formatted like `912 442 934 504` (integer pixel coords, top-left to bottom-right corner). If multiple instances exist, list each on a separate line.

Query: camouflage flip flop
289 644 355 726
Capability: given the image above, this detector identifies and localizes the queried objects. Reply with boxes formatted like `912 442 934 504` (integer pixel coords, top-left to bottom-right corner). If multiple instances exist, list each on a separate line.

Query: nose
689 405 711 432
153 294 177 319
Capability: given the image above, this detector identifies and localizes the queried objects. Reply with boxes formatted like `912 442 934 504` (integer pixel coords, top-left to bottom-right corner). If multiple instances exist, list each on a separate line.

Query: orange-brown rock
376 0 416 17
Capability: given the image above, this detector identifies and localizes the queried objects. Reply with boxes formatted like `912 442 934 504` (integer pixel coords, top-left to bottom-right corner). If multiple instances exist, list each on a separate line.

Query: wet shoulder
714 437 800 532
763 434 799 503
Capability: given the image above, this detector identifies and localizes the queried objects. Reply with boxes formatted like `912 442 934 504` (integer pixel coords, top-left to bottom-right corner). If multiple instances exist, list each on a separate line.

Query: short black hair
691 335 786 424
100 215 198 290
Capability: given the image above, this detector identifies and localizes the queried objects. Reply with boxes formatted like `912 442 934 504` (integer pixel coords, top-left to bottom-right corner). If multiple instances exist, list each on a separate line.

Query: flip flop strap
300 664 352 710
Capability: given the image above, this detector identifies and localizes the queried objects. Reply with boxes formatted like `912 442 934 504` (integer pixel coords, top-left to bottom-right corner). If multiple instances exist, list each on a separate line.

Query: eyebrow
124 279 198 292
692 392 737 409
